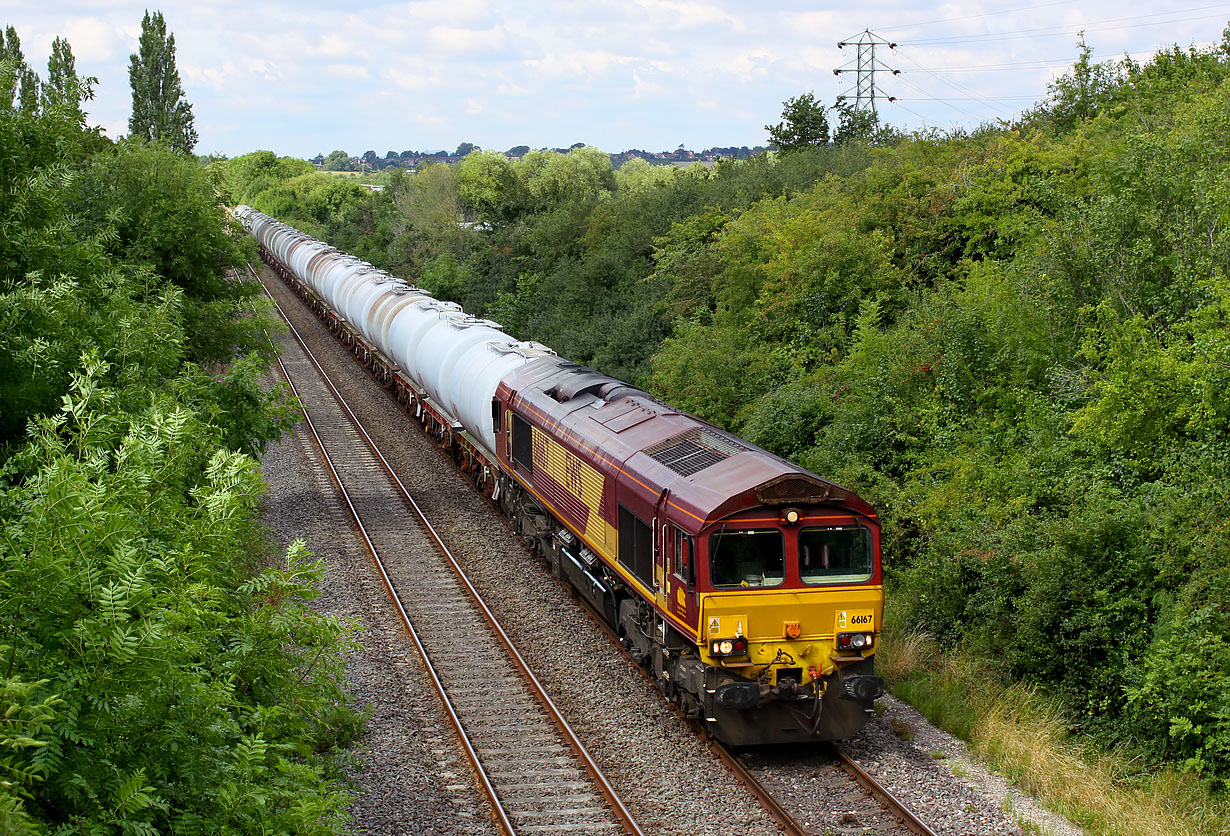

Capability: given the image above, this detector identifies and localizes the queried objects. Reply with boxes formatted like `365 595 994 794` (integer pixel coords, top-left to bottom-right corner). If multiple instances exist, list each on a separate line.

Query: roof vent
643 428 747 477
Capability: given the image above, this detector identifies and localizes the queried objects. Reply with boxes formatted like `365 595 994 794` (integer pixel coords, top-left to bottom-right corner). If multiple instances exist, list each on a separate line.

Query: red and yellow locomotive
494 363 884 745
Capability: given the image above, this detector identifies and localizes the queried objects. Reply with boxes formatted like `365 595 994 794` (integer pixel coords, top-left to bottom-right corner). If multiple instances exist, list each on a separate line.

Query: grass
317 169 396 185
878 624 1230 836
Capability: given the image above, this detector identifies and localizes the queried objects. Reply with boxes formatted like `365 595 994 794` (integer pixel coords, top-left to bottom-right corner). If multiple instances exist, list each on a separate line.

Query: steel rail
554 583 811 835
257 264 645 836
835 748 941 836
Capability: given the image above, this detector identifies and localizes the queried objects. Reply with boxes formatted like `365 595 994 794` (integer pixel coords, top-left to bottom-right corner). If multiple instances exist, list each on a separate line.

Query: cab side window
673 528 695 586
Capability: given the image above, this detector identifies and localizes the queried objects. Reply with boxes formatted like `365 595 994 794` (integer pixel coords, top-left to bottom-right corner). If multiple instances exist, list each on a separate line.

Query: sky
2 1 1228 158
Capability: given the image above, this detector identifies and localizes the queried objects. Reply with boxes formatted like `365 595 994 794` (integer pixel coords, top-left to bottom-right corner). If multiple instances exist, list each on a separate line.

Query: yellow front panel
699 586 883 677
702 587 882 641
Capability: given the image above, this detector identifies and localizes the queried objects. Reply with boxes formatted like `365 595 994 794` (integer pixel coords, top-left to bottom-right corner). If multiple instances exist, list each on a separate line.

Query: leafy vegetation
221 30 1230 791
1 28 359 834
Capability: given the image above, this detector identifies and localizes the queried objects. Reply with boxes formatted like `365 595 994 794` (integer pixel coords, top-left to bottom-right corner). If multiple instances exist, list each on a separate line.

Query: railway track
714 743 941 836
252 260 944 836
259 266 642 836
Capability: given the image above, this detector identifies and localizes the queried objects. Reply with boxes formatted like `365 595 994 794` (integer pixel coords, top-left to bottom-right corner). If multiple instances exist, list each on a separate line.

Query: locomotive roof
502 359 876 529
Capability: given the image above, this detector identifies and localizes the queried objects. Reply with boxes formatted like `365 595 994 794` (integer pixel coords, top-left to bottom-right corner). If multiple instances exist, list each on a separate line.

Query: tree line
2 11 195 153
1 17 360 835
221 29 1230 788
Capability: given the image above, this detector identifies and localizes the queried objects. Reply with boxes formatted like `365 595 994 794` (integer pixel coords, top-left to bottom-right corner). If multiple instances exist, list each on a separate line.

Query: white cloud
317 34 352 57
60 17 126 62
524 49 626 81
181 61 239 90
326 63 371 81
631 70 663 99
633 0 744 31
426 25 506 55
725 49 776 82
404 0 492 26
386 67 431 91
242 57 281 79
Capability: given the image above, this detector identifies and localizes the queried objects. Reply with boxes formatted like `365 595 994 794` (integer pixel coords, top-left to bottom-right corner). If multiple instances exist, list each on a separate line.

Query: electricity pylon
834 29 900 115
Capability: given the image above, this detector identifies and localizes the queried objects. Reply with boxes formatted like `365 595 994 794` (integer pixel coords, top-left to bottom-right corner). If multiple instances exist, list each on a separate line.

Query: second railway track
264 271 641 836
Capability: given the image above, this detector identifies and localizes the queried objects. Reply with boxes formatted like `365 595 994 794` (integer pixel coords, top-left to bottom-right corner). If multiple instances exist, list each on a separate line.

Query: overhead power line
899 0 1082 30
900 4 1230 45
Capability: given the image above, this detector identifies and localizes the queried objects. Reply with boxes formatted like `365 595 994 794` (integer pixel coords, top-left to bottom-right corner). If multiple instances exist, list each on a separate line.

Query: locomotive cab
657 505 885 746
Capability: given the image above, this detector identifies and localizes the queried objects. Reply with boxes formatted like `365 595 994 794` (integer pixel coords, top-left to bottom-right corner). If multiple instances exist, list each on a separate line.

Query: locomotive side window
618 506 654 588
511 412 534 472
709 530 784 588
799 526 872 585
673 528 695 586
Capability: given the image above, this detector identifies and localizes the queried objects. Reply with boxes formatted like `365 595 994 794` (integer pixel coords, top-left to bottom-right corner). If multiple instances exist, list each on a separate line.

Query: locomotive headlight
710 638 750 657
781 508 802 526
837 632 875 652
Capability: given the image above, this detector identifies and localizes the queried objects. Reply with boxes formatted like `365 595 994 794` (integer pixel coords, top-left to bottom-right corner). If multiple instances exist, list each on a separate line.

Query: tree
1 26 40 113
43 36 94 119
128 10 197 153
522 146 617 205
766 91 830 151
456 149 520 221
1029 34 1120 132
322 149 354 171
832 100 885 146
454 141 477 157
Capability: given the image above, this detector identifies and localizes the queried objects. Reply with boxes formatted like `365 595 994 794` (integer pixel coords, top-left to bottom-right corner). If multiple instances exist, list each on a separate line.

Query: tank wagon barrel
237 205 886 745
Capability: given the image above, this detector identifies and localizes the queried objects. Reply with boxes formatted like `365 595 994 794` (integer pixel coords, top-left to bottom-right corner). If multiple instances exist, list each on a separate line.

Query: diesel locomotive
237 205 885 746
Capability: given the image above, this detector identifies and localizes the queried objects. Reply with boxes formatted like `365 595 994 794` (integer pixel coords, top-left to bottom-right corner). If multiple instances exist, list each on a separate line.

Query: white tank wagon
234 206 558 461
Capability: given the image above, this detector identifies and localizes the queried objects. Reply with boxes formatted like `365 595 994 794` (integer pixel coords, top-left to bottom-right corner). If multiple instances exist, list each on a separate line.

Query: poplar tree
1 25 40 113
44 37 77 107
128 10 197 154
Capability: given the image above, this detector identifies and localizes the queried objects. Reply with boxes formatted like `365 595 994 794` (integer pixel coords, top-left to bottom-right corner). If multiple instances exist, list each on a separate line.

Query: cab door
665 525 698 632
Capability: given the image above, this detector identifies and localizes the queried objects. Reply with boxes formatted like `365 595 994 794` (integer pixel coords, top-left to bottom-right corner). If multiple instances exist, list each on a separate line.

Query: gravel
843 696 1086 836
